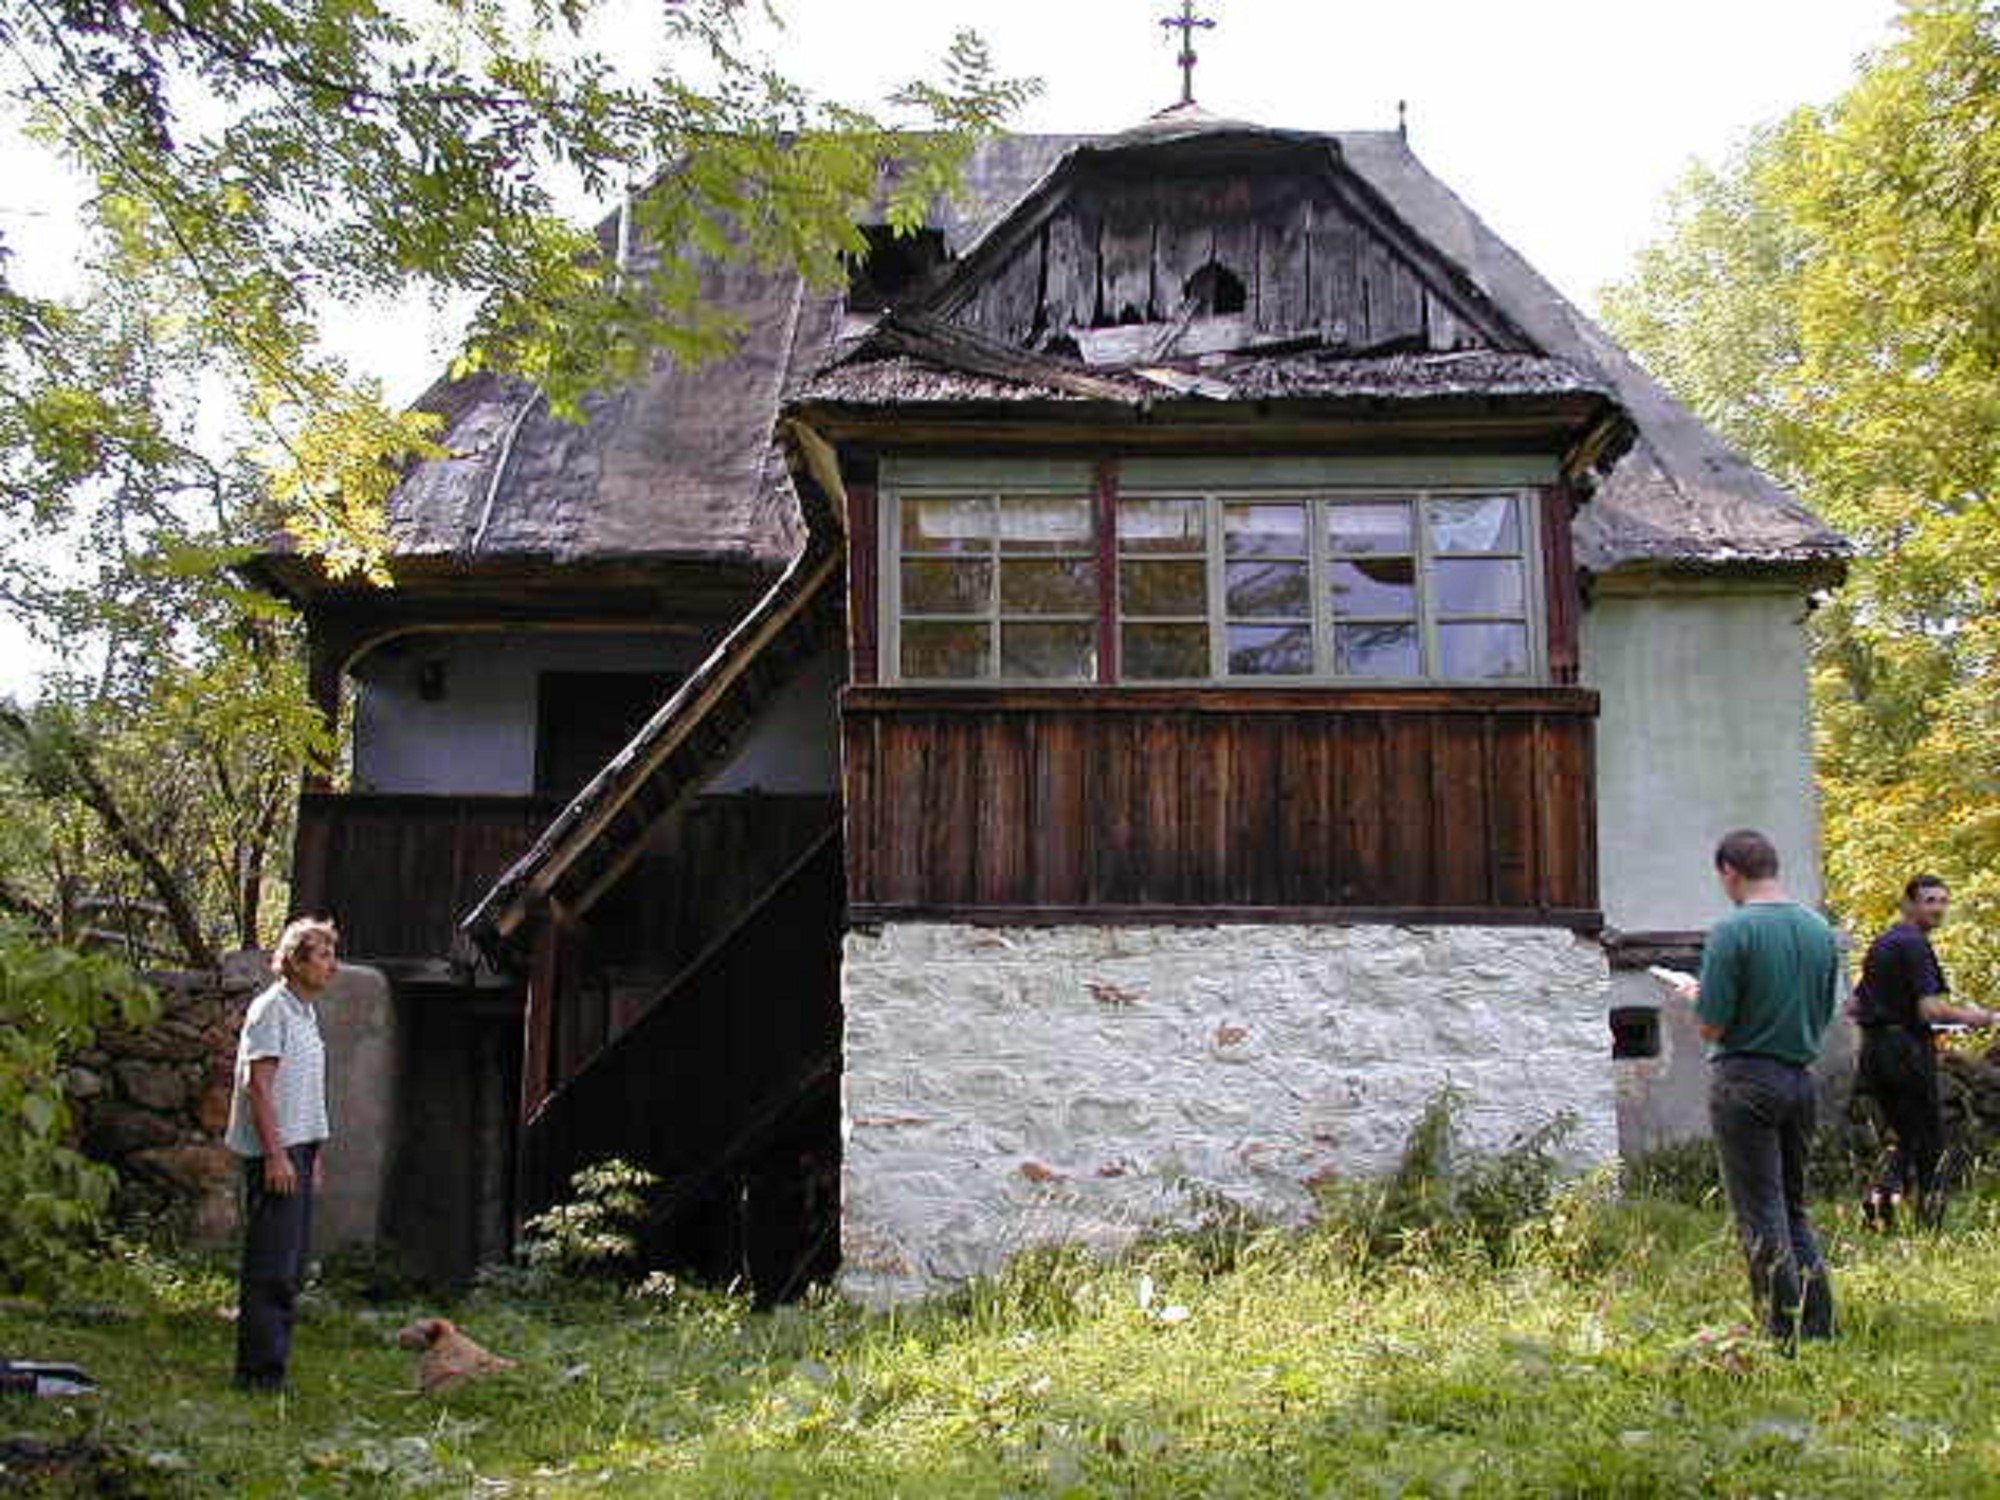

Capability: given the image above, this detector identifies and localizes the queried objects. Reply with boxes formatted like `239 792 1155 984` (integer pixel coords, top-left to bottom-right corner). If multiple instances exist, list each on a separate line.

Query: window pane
1227 624 1313 675
1122 623 1210 679
1434 558 1525 616
1327 557 1416 618
1225 560 1309 617
901 496 992 553
1324 500 1412 555
1224 502 1307 557
901 558 992 614
1120 497 1206 553
1001 622 1095 680
1001 558 1097 614
901 621 989 679
1427 494 1519 553
999 496 1092 552
1334 622 1420 677
1120 560 1207 617
1438 622 1530 679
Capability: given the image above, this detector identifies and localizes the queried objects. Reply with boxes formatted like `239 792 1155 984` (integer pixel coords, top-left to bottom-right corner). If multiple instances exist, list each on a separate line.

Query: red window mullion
1094 459 1119 684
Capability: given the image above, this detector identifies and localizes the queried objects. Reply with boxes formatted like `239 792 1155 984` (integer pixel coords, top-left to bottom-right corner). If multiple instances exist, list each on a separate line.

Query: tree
1602 0 2000 996
1 1 1035 575
0 3 1034 959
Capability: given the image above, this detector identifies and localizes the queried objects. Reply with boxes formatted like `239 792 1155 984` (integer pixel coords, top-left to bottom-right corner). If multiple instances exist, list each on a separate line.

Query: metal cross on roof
1159 0 1216 106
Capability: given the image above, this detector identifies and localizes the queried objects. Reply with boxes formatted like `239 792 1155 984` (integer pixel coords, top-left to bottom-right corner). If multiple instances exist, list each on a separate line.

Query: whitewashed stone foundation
840 922 1613 1305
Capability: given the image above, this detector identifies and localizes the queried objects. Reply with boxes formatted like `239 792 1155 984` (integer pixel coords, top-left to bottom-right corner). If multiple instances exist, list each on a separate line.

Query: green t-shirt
1696 901 1842 1065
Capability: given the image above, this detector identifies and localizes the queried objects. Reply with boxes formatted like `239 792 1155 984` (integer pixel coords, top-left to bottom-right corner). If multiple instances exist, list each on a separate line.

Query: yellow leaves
264 389 443 583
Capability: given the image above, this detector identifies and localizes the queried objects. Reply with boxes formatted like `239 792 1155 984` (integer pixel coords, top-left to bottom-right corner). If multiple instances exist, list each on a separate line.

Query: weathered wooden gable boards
842 689 1600 925
942 171 1497 353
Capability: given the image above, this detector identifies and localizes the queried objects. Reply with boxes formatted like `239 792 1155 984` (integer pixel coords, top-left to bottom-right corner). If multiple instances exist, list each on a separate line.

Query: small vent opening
844 226 948 311
1184 261 1247 316
1609 1006 1662 1061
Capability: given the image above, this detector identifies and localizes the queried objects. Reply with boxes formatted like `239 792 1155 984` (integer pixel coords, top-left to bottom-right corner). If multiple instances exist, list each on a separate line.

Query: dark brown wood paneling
842 688 1599 924
1541 484 1582 685
293 793 560 961
847 483 880 686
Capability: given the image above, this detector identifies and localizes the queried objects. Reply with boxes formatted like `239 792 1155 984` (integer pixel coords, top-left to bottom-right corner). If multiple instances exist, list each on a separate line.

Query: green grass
7 1186 2000 1497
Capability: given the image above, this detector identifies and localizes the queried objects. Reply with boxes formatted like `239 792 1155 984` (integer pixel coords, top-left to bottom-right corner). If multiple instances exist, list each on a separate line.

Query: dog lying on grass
394 1317 516 1394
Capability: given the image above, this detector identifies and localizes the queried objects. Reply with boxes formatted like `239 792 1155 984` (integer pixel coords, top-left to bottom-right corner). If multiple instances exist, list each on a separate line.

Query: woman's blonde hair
271 916 339 980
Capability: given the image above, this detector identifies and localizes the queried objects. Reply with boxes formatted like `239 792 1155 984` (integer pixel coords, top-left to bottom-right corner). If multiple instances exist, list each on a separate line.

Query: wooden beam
843 684 1599 716
849 902 1604 931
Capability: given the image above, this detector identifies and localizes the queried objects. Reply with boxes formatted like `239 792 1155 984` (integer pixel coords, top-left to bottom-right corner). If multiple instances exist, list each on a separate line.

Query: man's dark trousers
234 1143 319 1390
1857 1025 1944 1214
1710 1056 1834 1346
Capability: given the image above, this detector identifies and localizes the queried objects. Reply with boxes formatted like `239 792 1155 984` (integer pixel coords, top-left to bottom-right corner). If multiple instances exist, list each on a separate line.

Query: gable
923 141 1528 361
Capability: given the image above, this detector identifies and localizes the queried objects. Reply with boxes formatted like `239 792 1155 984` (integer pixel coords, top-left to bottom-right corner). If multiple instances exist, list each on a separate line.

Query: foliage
0 4 1033 960
518 1157 663 1281
1601 0 2000 998
1622 1135 1724 1208
0 1 1036 579
1319 1086 1581 1266
11 1184 2000 1493
0 920 158 1295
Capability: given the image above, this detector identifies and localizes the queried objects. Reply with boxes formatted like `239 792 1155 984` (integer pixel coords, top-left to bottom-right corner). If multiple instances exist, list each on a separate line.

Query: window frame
885 481 1104 685
880 466 1550 688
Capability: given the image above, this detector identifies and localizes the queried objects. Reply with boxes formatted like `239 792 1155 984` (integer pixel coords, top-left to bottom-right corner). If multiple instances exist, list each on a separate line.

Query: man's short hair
1714 829 1780 880
1904 873 1949 902
271 916 339 980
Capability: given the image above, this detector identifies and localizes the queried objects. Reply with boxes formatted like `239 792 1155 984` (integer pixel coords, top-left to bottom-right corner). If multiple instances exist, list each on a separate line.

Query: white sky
0 0 1901 692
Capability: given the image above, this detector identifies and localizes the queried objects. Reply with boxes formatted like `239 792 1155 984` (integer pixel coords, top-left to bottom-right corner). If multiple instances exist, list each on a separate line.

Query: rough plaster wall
840 922 1612 1305
706 645 844 794
352 632 700 795
1587 587 1832 1154
314 964 398 1253
1585 588 1822 932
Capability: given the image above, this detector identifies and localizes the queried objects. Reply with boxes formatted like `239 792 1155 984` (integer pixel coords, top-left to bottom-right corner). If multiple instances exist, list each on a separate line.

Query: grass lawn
4 1182 2000 1497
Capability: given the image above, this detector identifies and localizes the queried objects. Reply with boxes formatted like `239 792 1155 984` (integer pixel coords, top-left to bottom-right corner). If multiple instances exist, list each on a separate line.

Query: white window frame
879 460 1550 688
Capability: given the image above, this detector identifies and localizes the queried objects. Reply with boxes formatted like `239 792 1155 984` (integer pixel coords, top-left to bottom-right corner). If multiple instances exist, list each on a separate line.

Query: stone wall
64 955 396 1251
62 955 265 1244
840 922 1613 1305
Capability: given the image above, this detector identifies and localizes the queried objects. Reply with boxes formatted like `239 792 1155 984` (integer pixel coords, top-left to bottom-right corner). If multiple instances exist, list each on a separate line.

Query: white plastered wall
840 922 1612 1306
1583 581 1843 1152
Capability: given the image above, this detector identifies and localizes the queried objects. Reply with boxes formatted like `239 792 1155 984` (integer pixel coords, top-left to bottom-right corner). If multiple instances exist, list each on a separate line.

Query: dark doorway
535 672 679 802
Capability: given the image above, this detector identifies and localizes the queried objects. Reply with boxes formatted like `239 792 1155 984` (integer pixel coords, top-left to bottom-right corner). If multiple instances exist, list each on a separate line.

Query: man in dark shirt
1671 829 1842 1348
1853 875 1995 1229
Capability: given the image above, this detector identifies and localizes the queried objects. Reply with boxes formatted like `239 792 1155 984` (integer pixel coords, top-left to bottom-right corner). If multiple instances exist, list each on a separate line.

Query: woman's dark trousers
1710 1056 1834 1347
234 1143 318 1390
1857 1026 1944 1219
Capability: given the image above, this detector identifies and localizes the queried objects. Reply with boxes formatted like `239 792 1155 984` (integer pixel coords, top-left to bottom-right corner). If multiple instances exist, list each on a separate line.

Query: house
251 106 1846 1300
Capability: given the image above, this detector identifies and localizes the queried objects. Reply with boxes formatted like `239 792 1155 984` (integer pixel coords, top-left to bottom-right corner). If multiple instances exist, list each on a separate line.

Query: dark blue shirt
1852 921 1948 1036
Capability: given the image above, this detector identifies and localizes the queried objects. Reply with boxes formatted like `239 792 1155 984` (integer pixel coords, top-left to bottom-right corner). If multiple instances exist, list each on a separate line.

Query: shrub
1621 1136 1721 1207
518 1158 662 1281
1318 1087 1579 1267
0 921 159 1295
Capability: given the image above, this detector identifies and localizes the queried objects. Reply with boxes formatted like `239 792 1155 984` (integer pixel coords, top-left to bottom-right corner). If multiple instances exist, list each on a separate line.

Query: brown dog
394 1317 516 1393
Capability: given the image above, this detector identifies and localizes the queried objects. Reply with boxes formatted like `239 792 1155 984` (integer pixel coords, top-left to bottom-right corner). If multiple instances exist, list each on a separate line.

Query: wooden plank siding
842 687 1599 926
293 793 562 961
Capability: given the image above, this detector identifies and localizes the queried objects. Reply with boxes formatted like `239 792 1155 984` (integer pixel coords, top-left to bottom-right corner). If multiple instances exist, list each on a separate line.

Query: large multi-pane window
888 482 1541 685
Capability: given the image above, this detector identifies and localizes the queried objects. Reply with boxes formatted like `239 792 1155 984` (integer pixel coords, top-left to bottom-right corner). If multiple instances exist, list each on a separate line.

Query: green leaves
0 920 160 1294
1604 0 2000 1000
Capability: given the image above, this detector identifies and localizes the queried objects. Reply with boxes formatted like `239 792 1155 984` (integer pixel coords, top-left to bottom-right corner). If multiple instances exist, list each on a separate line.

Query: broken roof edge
915 126 1532 356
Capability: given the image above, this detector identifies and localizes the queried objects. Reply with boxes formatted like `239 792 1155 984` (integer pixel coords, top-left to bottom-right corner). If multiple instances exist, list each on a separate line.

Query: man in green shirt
1673 829 1842 1347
